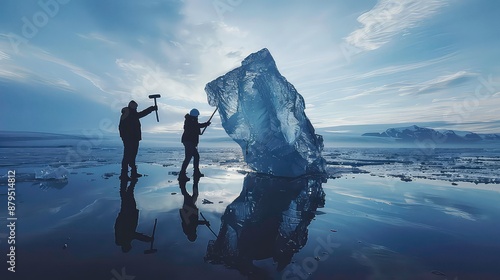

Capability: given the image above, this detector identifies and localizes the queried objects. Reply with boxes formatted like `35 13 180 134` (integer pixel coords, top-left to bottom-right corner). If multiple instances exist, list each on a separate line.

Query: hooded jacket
119 106 155 141
181 114 209 145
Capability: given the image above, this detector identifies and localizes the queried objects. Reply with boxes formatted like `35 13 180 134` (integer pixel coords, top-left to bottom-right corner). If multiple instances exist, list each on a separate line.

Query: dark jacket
119 106 155 142
181 114 209 145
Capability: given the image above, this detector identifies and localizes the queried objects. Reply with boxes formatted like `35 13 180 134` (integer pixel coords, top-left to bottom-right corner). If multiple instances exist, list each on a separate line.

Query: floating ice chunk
35 166 69 180
205 48 326 177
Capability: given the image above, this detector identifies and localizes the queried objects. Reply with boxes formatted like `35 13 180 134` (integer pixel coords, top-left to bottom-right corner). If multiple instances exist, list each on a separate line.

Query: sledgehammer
148 94 161 122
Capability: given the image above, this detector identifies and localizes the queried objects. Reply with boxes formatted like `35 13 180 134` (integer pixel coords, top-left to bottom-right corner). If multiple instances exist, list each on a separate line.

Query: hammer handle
154 99 159 122
150 218 157 250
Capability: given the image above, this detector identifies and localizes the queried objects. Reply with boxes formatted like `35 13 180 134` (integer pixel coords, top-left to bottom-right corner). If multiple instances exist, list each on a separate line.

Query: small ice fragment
431 270 446 276
202 199 214 204
35 166 69 180
102 172 115 179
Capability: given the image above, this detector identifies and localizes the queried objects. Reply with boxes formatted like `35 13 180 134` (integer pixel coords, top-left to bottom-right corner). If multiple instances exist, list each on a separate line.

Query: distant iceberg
362 125 500 144
205 48 326 177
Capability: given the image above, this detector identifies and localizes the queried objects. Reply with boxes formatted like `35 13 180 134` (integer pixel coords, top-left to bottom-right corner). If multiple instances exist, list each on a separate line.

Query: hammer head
149 94 161 99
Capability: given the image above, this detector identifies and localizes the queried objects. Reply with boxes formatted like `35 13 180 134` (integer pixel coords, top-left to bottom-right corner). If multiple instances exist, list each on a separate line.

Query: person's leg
180 142 195 172
130 141 142 178
121 141 131 179
193 146 203 177
179 142 195 180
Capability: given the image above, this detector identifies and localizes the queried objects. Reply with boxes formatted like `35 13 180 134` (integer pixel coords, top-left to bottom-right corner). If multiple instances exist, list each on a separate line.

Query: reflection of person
179 176 209 242
178 108 210 181
119 100 157 180
115 178 153 253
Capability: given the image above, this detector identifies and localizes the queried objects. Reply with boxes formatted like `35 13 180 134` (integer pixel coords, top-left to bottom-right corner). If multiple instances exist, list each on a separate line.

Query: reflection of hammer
148 94 161 122
144 218 158 254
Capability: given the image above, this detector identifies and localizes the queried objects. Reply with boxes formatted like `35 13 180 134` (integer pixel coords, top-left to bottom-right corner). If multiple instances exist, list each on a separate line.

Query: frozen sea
1 141 500 280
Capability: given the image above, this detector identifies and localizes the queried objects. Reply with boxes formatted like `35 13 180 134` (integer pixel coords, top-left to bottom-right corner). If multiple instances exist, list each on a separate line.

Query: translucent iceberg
205 48 326 177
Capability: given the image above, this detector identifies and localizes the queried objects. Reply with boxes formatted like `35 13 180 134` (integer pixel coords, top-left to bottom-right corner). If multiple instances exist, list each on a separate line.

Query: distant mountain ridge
362 125 500 143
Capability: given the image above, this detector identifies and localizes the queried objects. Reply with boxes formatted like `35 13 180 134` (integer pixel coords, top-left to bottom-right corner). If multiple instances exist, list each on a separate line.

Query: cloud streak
398 71 478 96
345 0 449 51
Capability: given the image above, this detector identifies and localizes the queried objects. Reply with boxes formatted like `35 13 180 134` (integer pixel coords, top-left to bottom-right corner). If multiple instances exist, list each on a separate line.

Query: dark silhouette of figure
115 178 153 253
179 176 209 242
119 100 157 180
178 108 210 181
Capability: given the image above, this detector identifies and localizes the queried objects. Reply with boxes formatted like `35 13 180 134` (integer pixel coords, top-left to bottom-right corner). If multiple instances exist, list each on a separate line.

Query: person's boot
177 171 190 182
193 168 204 178
130 166 143 178
119 168 130 180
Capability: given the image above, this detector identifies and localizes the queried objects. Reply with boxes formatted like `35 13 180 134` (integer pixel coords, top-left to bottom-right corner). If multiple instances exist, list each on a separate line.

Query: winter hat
189 108 200 117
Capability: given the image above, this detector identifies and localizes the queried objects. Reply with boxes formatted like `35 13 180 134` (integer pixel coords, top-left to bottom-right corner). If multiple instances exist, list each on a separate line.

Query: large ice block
205 48 326 177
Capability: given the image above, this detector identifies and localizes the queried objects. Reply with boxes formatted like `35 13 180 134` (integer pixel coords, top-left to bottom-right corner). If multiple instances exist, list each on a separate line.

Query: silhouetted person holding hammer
179 176 209 242
178 108 210 181
119 100 157 180
115 178 153 253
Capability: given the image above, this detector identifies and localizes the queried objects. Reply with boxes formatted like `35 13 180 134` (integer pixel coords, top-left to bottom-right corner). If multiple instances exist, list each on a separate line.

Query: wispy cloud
77 33 117 45
114 58 205 103
33 49 109 93
299 53 456 92
0 50 9 60
345 0 449 50
398 71 478 96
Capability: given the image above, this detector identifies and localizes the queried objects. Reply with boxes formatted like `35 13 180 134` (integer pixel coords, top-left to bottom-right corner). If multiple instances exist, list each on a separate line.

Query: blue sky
1 0 500 138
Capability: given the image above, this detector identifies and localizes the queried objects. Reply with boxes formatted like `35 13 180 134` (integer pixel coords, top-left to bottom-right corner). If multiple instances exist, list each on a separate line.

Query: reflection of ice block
204 173 326 273
205 48 326 177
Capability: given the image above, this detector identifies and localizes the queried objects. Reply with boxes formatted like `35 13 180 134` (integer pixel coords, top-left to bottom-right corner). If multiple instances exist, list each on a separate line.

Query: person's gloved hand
207 121 211 126
151 105 158 111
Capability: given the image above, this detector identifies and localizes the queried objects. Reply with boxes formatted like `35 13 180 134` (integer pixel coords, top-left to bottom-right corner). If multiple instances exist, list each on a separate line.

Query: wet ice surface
3 147 500 185
324 147 500 185
1 146 500 279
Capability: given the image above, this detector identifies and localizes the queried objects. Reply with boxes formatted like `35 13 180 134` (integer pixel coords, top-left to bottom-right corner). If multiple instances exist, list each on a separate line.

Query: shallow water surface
3 158 500 279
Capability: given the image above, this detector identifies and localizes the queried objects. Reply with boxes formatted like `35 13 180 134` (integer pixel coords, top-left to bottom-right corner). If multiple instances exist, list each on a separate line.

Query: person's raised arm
138 106 157 118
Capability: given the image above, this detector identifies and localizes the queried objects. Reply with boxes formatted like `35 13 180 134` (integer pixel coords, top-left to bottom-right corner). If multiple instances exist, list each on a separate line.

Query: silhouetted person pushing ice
115 178 153 253
179 176 209 242
178 108 211 181
119 100 157 180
